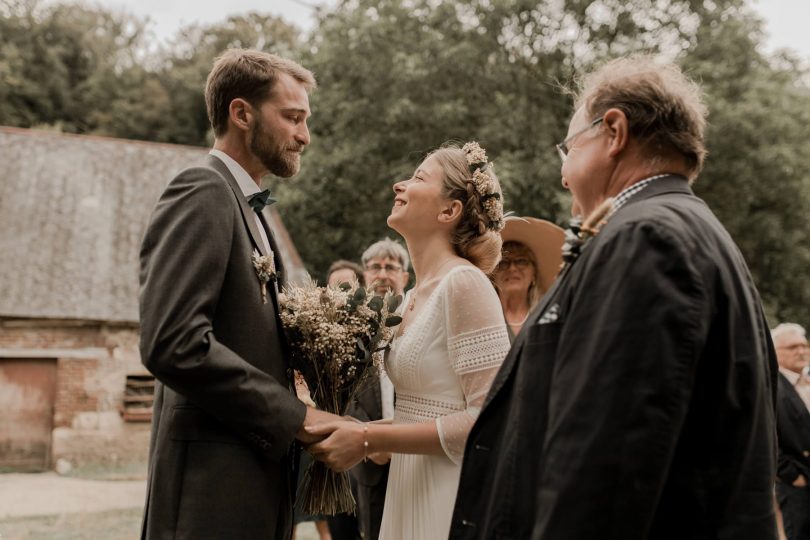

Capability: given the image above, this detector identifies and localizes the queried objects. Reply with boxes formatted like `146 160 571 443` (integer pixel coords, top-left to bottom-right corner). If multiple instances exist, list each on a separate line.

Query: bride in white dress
308 142 511 539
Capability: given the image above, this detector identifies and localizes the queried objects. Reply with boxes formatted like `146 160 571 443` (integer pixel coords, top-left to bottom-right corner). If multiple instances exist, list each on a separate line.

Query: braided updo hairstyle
427 143 505 274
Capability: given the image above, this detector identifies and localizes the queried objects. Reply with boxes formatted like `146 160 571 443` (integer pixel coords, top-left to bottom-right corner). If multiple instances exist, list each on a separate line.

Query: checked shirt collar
608 174 671 217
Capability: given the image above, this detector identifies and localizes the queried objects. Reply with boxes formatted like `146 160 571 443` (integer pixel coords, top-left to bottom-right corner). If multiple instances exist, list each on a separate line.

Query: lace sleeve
436 267 510 464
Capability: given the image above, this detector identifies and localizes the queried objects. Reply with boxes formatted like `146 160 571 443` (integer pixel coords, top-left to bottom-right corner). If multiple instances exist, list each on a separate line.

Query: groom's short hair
205 48 316 137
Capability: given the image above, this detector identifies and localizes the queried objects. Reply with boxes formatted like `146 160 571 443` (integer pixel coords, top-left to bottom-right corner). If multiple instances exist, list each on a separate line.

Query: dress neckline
393 264 480 342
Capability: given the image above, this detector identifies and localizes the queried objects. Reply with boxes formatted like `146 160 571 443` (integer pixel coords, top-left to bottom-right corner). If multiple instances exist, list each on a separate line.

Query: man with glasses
452 56 777 539
773 323 810 539
345 238 409 540
361 238 410 297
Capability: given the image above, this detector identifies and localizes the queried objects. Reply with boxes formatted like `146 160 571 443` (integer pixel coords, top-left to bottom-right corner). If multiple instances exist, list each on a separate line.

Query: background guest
346 238 410 540
361 238 410 297
493 217 564 339
324 260 365 540
327 260 365 287
773 323 810 540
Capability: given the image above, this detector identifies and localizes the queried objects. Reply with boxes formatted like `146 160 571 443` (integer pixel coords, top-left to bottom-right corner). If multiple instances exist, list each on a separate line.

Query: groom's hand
307 420 366 473
296 407 341 444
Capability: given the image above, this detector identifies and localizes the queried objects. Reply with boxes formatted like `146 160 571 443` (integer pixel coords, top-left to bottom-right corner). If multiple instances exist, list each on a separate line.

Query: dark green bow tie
248 189 277 212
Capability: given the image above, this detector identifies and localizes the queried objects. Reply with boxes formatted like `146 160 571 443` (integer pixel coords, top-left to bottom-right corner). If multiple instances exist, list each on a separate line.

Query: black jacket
450 176 778 539
776 372 810 485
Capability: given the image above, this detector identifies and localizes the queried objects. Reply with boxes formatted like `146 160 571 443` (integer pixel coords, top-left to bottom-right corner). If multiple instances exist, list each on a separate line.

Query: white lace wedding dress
379 265 511 539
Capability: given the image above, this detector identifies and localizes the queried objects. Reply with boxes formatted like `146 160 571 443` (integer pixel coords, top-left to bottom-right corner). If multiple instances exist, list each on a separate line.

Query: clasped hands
297 408 390 472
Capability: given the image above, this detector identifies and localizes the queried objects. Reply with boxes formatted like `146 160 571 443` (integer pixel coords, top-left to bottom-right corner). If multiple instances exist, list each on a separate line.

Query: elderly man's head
772 323 810 374
361 238 410 296
560 56 708 217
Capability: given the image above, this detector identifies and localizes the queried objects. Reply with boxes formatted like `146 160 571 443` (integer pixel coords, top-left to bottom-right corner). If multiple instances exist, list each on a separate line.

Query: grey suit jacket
139 155 306 539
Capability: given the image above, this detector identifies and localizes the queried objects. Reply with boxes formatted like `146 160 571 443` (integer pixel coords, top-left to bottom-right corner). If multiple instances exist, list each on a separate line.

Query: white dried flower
462 141 487 166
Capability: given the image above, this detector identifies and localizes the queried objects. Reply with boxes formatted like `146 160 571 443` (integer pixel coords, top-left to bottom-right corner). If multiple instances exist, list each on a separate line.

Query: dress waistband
393 392 465 424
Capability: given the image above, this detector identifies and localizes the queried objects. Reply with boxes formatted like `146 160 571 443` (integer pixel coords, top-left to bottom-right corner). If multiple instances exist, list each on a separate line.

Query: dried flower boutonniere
252 249 277 304
561 197 615 267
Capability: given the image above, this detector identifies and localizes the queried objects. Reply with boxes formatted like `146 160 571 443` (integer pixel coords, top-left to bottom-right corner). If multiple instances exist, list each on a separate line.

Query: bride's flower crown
462 141 505 232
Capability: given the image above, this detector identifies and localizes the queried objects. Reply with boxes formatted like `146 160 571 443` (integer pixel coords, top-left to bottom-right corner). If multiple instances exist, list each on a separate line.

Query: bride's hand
306 420 366 472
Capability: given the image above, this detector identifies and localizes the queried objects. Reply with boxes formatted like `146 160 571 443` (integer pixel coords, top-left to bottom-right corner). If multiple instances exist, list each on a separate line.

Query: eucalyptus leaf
385 315 403 327
388 294 403 312
368 296 384 313
339 282 352 291
353 288 367 302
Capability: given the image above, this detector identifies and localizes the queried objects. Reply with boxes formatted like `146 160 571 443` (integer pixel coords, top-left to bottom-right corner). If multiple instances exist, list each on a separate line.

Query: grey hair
361 238 410 271
771 323 807 346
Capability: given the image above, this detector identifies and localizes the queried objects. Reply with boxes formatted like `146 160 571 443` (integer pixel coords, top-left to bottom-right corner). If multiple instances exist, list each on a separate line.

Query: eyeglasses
496 258 533 271
556 117 604 162
365 263 403 274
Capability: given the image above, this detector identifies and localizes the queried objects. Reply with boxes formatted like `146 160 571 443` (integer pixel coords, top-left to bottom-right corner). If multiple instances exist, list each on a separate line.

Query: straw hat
499 216 565 294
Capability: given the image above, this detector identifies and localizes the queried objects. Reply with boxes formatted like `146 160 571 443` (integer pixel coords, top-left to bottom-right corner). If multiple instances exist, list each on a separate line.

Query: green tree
276 0 730 279
0 0 149 133
681 2 810 324
0 3 303 145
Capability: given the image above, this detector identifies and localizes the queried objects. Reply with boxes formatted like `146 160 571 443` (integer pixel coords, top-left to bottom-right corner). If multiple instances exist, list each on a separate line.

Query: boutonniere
252 249 277 304
561 197 615 266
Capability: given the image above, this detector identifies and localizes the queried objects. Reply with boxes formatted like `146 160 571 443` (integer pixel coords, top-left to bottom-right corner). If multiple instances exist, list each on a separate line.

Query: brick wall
0 318 151 471
54 357 100 427
0 321 123 349
0 319 144 426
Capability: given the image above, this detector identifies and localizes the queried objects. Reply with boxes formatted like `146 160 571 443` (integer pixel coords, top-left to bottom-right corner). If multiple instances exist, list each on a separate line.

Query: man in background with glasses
773 323 810 540
362 238 411 298
452 56 777 539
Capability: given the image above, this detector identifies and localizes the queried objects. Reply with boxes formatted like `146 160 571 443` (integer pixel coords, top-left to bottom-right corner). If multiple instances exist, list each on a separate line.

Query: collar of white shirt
209 149 262 200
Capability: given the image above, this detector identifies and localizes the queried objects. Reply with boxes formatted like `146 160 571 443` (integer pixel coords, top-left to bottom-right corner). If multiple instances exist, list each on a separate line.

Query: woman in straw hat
493 217 565 340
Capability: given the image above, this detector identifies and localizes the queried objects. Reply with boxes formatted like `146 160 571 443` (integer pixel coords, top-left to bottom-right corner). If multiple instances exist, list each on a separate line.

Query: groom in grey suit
139 49 338 539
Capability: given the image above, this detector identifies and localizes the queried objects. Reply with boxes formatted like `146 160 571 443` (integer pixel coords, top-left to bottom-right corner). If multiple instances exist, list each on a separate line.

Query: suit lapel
480 176 693 415
257 209 286 288
206 155 269 258
481 264 569 411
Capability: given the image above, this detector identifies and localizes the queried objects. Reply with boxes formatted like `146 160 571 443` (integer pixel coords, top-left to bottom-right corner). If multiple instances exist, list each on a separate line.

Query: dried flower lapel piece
561 197 615 266
252 249 277 304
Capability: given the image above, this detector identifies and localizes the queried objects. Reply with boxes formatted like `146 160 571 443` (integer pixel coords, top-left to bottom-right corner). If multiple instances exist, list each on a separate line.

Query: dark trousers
328 512 360 540
777 483 810 540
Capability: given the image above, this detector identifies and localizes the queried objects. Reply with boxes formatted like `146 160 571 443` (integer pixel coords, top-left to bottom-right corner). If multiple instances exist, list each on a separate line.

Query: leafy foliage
2 0 809 324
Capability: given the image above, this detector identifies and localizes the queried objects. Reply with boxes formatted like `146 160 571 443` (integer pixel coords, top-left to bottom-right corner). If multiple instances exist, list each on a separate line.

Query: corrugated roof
0 127 306 323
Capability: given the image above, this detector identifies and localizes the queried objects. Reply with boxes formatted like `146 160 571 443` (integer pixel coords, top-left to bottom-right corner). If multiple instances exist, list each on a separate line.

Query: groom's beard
249 120 302 178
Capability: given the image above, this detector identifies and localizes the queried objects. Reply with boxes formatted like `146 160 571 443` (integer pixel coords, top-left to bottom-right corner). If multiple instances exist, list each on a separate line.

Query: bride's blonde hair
428 143 504 274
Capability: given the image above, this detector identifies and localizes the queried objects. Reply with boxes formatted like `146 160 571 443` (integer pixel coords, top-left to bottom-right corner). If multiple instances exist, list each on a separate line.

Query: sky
66 0 810 60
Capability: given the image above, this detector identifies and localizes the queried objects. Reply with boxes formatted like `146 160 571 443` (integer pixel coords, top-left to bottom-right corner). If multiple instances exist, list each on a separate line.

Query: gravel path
0 473 319 539
0 473 146 520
